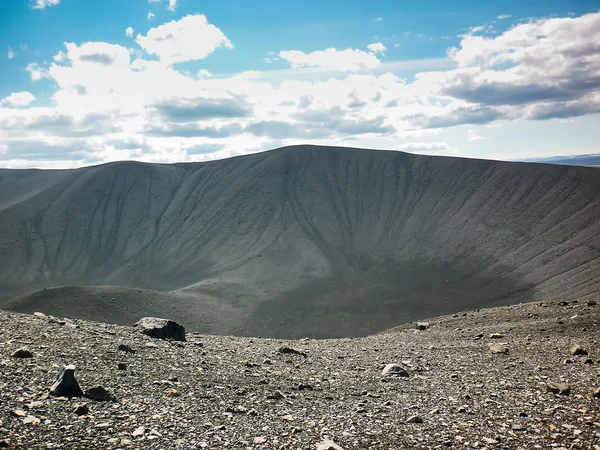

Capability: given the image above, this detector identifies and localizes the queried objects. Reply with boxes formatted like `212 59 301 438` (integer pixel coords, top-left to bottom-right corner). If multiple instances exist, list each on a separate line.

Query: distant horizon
1 143 599 171
1 1 599 169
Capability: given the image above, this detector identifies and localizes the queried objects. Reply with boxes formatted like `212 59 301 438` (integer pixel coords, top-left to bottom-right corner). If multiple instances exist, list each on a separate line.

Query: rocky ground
1 300 599 449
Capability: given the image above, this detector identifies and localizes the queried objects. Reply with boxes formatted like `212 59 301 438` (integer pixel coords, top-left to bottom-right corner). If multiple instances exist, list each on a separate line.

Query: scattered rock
416 322 429 331
33 312 48 319
85 386 112 402
10 409 26 418
135 317 186 341
118 363 127 370
0 439 10 448
132 426 146 437
253 436 267 444
587 300 597 306
593 388 600 398
547 382 571 396
570 344 588 356
489 333 505 339
22 415 40 425
278 346 307 357
74 403 89 416
488 343 509 354
382 364 409 377
117 344 135 353
317 439 345 450
407 415 423 423
266 390 285 400
163 388 180 397
298 383 313 390
50 365 83 398
10 348 33 358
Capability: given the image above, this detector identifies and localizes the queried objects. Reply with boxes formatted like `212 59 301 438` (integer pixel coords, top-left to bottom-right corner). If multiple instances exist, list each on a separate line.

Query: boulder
50 365 83 397
317 440 345 450
135 317 186 341
10 348 33 358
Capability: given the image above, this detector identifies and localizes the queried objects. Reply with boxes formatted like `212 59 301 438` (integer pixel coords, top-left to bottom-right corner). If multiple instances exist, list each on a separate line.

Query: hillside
1 145 599 337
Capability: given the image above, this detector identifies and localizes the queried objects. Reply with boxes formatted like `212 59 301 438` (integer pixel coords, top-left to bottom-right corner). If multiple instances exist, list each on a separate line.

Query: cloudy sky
1 0 599 168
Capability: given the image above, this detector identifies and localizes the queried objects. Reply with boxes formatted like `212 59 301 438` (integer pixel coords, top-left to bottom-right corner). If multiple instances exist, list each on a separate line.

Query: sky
0 0 599 169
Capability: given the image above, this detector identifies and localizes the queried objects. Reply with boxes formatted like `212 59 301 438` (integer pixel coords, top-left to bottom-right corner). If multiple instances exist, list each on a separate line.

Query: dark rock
587 300 597 306
547 382 570 395
570 344 588 356
593 388 600 398
489 333 504 339
50 365 83 397
135 317 186 341
117 344 135 353
118 363 127 370
86 386 112 402
10 348 33 358
278 346 307 357
382 364 409 377
74 403 89 416
0 439 10 448
416 322 429 331
407 415 423 423
266 390 285 400
584 358 594 365
298 383 313 391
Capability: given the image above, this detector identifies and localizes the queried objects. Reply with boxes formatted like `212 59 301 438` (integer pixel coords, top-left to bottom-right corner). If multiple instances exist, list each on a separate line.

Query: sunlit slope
1 145 599 337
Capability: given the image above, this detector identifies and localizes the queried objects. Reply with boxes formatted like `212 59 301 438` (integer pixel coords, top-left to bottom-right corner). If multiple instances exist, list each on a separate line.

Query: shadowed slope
1 146 599 337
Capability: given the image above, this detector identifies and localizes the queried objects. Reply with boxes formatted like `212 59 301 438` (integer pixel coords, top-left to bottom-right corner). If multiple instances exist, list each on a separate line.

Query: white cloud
147 11 155 20
497 14 512 20
136 15 232 65
1 92 36 107
375 17 383 22
467 129 483 141
279 48 380 72
394 142 457 155
31 0 60 9
25 63 50 81
167 0 177 11
7 47 15 59
367 42 387 54
125 27 134 38
3 12 600 168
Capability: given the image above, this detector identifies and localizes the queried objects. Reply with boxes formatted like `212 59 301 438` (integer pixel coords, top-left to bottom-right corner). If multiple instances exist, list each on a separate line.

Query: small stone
489 333 504 339
317 440 345 450
298 383 313 390
118 363 127 370
547 382 571 396
278 346 307 357
282 414 294 421
117 344 135 353
33 312 48 319
74 403 89 416
267 390 285 400
86 386 112 402
570 344 588 356
482 437 498 445
416 322 429 331
10 409 26 417
253 436 267 444
382 364 409 377
407 415 423 423
587 300 597 306
163 388 180 397
488 343 509 354
0 439 10 448
132 426 146 437
593 388 600 398
135 317 186 341
22 415 40 425
10 348 33 358
50 365 83 398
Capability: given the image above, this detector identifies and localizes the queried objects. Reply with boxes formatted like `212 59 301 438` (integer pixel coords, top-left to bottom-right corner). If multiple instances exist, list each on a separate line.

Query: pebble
86 386 112 401
570 344 588 356
547 382 571 396
74 403 89 416
407 415 423 423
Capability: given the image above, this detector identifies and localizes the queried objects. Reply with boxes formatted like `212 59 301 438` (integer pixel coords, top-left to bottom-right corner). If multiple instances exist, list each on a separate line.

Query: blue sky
0 0 599 168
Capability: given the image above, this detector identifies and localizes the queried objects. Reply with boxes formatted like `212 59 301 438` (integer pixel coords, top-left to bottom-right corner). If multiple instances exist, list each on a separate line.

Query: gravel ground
1 300 599 449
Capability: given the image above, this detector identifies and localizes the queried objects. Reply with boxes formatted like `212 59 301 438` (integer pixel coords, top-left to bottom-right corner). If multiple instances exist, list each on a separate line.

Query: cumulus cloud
147 11 155 20
497 14 512 20
7 47 15 59
31 0 60 9
3 11 600 168
279 48 380 72
367 42 387 54
374 17 383 22
25 63 50 81
125 27 134 38
1 92 36 107
136 15 232 64
167 0 177 11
